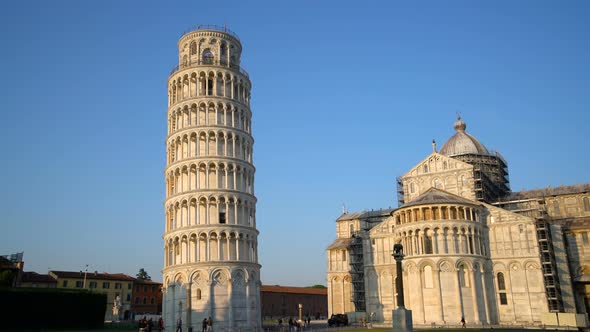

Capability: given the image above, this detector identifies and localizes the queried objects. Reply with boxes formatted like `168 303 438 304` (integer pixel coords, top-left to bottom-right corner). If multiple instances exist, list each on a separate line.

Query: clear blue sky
0 1 588 286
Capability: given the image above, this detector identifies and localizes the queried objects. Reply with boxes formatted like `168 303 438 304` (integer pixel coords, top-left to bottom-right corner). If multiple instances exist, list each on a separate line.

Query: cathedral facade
327 117 590 327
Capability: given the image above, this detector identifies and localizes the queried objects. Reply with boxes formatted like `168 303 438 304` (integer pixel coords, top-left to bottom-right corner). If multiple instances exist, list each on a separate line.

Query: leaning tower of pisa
163 25 261 331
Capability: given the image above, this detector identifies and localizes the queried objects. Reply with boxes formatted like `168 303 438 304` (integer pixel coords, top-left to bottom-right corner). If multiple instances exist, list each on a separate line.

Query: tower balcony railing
170 59 249 78
181 24 240 40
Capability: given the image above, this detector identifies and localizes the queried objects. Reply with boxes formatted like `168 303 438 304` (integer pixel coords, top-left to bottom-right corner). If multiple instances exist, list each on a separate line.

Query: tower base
392 307 413 332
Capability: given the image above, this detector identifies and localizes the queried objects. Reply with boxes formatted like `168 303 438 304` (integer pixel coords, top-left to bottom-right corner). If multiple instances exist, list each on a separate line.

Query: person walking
201 318 208 332
158 317 165 331
206 316 212 332
461 317 466 328
176 317 182 332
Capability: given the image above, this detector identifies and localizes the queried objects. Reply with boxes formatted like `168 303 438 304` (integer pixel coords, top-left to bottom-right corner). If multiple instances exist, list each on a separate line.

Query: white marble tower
162 25 261 331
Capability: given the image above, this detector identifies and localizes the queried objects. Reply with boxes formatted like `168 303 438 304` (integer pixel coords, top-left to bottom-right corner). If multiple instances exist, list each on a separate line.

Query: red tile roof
50 270 135 281
134 279 163 285
21 272 57 284
261 285 327 295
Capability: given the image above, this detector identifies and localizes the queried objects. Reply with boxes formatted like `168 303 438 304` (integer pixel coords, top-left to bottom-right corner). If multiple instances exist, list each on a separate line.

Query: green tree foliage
136 268 151 280
0 270 15 287
308 284 327 289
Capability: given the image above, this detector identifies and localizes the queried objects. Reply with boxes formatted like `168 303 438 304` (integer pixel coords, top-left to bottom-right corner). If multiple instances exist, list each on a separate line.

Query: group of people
138 316 165 332
276 316 311 331
174 316 213 332
201 317 213 332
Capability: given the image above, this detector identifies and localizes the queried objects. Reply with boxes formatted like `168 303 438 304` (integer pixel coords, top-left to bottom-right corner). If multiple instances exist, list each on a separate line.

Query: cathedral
327 116 590 327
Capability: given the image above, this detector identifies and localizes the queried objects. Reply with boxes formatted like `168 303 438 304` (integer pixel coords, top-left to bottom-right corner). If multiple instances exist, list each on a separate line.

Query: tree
308 284 326 289
136 268 151 281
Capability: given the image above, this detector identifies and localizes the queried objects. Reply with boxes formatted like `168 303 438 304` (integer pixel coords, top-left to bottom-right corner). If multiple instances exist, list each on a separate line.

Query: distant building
49 270 135 321
327 117 590 327
19 272 57 288
0 252 24 287
131 279 163 317
261 285 327 320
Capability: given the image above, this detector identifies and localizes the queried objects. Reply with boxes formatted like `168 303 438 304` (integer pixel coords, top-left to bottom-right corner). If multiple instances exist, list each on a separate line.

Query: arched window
342 250 346 261
203 49 214 64
142 297 147 304
190 42 197 55
423 266 434 288
196 288 202 300
584 197 590 212
410 182 415 193
182 55 187 66
424 231 433 254
423 164 428 173
497 272 506 290
497 272 507 305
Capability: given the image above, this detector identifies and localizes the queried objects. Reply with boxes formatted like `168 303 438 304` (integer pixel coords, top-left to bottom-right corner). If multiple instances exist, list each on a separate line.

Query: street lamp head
393 243 404 257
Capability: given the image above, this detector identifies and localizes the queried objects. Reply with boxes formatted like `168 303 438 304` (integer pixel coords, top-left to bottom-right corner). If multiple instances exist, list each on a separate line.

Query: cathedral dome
439 116 489 156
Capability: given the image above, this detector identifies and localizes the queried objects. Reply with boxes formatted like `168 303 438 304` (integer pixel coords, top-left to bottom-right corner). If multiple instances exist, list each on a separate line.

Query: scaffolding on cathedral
349 232 366 312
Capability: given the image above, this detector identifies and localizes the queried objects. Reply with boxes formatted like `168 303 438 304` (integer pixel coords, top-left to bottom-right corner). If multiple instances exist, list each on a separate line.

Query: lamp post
82 264 89 289
392 244 412 332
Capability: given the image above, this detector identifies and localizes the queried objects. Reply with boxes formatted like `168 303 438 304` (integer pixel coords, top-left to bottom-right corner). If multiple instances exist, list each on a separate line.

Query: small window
143 297 147 304
196 288 202 300
89 281 97 289
103 282 110 289
135 297 140 304
410 182 415 193
115 283 121 289
584 197 590 212
128 283 132 289
63 280 68 287
497 272 506 290
423 164 428 173
151 297 155 304
75 281 83 288
499 293 508 305
126 294 131 301
443 161 447 170
219 212 226 224
190 42 197 55
342 250 346 261
582 232 589 246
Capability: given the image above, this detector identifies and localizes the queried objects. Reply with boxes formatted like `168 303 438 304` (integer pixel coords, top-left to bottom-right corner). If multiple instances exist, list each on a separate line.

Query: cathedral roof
336 208 395 221
402 187 478 208
439 116 490 157
326 238 354 250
